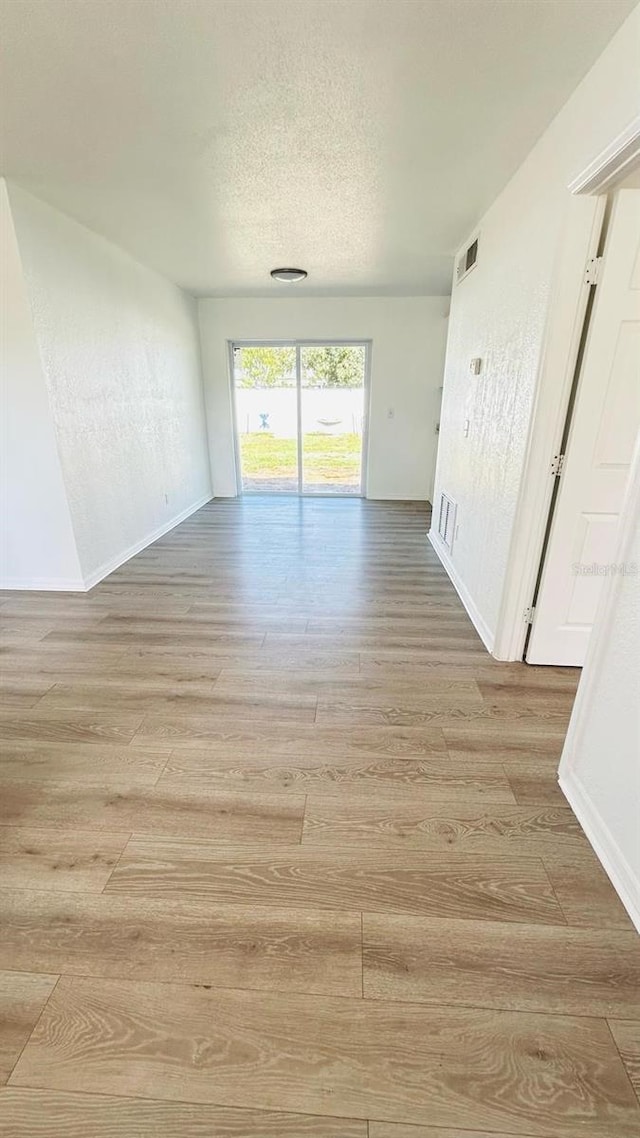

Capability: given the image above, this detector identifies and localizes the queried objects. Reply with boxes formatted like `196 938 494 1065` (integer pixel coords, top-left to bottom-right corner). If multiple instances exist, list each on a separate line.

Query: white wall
198 296 448 500
7 183 212 586
558 442 640 931
431 7 640 652
0 179 83 589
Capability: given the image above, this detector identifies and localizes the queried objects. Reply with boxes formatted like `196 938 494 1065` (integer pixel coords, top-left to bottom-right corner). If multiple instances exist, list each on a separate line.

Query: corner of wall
427 528 495 654
81 492 212 590
559 768 640 932
1 179 84 590
6 186 214 587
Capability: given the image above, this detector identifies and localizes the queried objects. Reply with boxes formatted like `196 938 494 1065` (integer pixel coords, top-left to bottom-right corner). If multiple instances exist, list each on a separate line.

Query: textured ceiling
0 0 634 297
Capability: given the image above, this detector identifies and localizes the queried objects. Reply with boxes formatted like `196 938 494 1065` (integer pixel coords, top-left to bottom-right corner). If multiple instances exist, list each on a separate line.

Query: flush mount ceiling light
270 267 307 282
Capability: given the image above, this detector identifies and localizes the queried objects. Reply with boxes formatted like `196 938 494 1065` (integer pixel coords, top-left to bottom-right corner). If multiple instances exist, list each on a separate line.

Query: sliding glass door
232 345 299 493
300 345 366 495
232 342 368 496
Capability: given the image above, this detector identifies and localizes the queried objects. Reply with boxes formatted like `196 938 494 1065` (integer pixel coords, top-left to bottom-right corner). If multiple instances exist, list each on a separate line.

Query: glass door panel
233 345 299 492
300 345 366 495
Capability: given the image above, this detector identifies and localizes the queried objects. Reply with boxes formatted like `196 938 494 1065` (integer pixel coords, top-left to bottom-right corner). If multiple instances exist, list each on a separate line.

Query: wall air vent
437 492 457 551
455 235 479 284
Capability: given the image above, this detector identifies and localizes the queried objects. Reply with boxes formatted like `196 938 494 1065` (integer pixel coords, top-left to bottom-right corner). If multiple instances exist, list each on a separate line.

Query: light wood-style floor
0 496 639 1137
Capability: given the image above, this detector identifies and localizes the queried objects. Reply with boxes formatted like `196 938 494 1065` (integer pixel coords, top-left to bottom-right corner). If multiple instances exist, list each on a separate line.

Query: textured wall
8 184 212 583
432 7 640 643
198 296 448 501
0 179 83 588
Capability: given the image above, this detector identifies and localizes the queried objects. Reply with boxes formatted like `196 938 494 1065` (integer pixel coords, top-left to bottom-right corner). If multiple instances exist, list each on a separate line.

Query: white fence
235 388 364 438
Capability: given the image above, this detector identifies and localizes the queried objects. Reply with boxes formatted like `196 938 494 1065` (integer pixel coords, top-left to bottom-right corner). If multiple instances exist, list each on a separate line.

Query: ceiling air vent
455 235 479 284
437 492 457 551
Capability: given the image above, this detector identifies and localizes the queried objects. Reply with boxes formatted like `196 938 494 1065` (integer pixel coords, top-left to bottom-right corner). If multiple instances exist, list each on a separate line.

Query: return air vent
455 235 479 284
437 492 457 551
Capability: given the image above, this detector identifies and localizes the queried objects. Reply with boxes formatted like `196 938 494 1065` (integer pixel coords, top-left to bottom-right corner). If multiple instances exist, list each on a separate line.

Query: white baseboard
0 575 86 592
365 494 430 502
82 493 213 590
427 529 495 654
559 769 640 933
1 495 213 593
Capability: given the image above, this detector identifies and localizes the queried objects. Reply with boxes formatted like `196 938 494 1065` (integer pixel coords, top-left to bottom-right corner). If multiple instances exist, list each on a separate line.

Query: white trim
493 195 605 660
0 575 86 592
295 342 303 494
559 770 640 932
569 114 640 195
82 493 212 591
361 341 372 499
227 340 243 496
427 529 494 654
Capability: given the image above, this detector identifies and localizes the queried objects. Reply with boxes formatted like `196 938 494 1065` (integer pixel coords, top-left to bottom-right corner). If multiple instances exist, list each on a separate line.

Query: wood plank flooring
0 496 638 1137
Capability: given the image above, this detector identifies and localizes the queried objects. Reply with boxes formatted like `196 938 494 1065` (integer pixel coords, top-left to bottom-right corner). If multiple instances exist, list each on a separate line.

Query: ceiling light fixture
270 267 307 282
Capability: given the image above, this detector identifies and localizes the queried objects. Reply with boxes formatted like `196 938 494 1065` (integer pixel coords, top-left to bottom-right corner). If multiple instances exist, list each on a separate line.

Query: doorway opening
231 341 369 495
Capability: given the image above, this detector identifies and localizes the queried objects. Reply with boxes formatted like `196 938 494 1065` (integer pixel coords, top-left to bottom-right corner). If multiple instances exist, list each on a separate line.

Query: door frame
525 186 640 663
228 339 372 498
492 116 640 661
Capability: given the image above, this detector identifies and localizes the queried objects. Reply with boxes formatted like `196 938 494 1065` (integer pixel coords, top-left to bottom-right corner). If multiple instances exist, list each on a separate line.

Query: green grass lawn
240 432 361 484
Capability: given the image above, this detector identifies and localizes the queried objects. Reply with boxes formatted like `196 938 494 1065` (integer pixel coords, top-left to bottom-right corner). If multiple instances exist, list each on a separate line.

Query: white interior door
527 188 640 665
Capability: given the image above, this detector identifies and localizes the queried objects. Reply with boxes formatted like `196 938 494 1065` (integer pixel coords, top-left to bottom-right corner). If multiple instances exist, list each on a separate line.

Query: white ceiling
0 0 634 297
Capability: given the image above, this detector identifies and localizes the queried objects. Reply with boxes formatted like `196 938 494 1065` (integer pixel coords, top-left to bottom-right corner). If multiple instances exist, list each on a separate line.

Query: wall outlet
387 407 395 419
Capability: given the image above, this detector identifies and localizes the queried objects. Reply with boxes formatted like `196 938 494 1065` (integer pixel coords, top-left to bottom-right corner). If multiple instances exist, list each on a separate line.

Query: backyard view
242 432 362 490
233 343 366 493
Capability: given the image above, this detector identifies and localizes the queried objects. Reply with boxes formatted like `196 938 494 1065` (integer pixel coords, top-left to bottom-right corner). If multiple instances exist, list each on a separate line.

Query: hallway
0 497 639 1135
